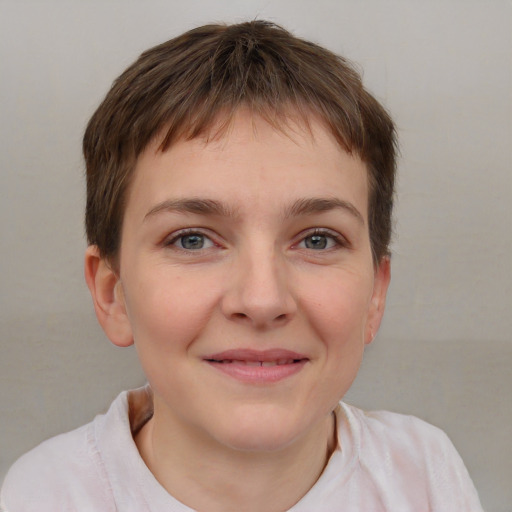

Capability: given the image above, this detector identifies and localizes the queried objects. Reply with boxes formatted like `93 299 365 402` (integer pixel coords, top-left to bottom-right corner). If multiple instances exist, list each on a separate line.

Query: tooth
261 361 277 367
245 361 262 366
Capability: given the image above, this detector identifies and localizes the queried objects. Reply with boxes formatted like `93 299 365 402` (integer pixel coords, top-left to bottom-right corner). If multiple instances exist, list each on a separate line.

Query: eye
166 230 215 251
297 230 344 251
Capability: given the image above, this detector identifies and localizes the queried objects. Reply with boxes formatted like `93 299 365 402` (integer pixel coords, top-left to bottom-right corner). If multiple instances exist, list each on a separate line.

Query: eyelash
163 228 348 253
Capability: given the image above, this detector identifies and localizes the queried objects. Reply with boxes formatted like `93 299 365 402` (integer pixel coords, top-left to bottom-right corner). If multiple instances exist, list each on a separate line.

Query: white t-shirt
1 387 483 511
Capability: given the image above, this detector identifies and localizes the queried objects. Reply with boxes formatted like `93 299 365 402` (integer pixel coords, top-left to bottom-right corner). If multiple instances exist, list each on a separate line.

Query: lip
203 349 309 383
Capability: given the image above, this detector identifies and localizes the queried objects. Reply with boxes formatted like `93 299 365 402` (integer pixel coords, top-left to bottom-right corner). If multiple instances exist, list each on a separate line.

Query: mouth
206 358 304 366
203 349 309 383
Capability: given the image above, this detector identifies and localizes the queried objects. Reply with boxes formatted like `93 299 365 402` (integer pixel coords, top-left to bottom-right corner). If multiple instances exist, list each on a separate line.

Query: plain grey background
1 1 511 510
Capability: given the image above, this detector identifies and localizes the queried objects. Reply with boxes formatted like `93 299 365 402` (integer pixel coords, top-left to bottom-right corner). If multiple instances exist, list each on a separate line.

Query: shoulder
1 412 117 511
342 403 463 470
344 403 452 449
338 403 483 510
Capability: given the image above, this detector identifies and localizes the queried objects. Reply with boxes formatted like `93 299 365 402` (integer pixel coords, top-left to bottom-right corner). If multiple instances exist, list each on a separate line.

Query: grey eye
298 232 341 250
304 234 329 250
179 234 210 250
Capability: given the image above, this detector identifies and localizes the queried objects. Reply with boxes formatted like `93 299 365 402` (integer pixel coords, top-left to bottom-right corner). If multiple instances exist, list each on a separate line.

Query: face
99 111 389 452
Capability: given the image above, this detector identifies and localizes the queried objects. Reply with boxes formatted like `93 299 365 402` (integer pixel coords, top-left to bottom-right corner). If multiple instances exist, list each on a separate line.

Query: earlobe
84 245 134 347
365 256 391 345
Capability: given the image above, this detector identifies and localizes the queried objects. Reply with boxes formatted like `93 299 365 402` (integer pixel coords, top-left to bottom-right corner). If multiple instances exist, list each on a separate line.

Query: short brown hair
84 20 397 265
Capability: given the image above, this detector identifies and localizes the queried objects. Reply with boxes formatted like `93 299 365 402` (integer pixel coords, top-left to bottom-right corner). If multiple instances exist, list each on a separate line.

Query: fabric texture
1 387 484 511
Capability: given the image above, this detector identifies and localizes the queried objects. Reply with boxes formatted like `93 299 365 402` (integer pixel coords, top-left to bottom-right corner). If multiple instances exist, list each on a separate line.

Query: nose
221 244 297 329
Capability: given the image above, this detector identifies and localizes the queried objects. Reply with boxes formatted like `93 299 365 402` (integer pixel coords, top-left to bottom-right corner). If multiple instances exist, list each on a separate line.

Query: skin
85 110 390 511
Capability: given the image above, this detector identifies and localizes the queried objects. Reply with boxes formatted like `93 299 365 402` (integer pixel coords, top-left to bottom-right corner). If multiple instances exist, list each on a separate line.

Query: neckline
97 387 360 510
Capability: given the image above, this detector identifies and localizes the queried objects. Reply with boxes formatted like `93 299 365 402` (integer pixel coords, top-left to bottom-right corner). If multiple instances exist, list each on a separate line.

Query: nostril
275 314 287 321
233 312 248 320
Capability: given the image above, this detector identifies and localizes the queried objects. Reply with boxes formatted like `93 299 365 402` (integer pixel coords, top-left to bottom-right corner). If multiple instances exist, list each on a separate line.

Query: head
83 21 396 454
84 20 397 269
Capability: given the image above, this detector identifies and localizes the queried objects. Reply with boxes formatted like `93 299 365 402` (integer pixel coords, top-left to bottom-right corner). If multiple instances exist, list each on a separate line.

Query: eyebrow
144 198 238 221
144 197 364 224
284 197 364 224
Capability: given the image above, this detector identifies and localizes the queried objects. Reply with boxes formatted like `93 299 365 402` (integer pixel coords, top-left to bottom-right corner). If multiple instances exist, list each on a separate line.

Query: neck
135 396 337 512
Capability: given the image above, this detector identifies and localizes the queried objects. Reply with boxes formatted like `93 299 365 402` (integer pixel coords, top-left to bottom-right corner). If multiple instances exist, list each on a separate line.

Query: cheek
303 273 373 405
123 270 221 351
299 271 373 342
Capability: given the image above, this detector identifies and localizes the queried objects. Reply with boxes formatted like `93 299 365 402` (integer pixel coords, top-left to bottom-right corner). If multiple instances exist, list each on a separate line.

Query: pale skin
85 110 390 511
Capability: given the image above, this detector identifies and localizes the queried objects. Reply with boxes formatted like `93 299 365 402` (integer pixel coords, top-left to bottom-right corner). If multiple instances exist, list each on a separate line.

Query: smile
207 359 302 366
204 349 309 383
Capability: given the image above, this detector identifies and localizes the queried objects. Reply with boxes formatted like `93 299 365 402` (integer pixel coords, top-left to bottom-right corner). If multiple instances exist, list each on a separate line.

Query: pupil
306 235 327 250
181 234 204 249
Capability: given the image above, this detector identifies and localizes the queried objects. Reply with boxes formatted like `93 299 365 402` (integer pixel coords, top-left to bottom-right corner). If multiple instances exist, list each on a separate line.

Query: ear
84 245 134 347
365 256 391 345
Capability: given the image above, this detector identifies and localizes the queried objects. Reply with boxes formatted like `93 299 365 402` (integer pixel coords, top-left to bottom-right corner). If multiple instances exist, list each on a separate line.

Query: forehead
125 110 369 220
